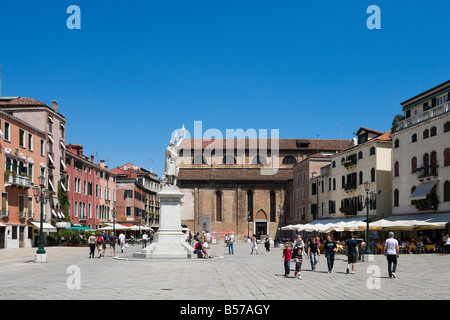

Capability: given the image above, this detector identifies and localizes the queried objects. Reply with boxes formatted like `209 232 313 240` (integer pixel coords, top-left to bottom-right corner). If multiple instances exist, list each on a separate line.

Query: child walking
282 243 292 277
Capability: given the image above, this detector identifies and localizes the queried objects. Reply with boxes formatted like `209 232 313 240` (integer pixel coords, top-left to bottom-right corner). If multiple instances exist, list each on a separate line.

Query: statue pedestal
133 185 194 259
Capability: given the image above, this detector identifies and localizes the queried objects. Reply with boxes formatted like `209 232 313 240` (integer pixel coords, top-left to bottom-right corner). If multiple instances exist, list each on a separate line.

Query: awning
374 212 450 230
30 221 57 232
409 181 438 200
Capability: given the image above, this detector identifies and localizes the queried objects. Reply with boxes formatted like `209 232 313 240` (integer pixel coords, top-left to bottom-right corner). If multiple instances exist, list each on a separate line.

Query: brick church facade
177 138 349 241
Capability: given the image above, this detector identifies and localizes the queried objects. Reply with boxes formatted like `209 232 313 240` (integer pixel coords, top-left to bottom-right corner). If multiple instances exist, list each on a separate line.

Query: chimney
52 100 58 113
100 160 105 168
90 155 95 163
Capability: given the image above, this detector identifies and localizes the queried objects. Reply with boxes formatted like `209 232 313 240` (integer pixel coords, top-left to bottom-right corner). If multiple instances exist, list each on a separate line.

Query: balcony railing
396 102 450 132
5 174 32 189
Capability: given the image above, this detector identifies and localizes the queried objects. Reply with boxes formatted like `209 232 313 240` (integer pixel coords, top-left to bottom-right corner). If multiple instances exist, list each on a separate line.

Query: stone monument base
34 253 47 263
362 254 374 262
133 185 194 259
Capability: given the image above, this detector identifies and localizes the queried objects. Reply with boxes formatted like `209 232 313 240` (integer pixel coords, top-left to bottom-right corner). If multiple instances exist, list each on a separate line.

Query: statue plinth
133 185 194 259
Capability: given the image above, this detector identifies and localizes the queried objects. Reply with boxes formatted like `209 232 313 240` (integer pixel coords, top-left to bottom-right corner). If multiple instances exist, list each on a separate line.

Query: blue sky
0 0 449 176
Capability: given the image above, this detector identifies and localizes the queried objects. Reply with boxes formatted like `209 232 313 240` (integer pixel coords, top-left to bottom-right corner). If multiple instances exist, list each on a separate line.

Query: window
430 126 437 137
411 133 417 143
341 176 345 188
444 148 450 167
394 139 399 148
332 161 336 168
444 181 450 202
96 205 98 219
423 129 429 139
126 207 132 216
394 189 399 207
329 200 336 214
332 178 336 190
411 157 417 173
4 122 10 141
1 192 8 214
19 129 25 147
394 161 399 177
371 168 376 182
28 133 33 150
359 171 363 185
358 151 363 159
74 202 78 217
444 122 450 133
430 151 437 175
370 147 376 155
216 190 222 221
40 139 45 155
423 153 429 175
88 203 92 218
270 191 276 222
311 183 317 195
28 197 33 217
247 190 253 222
282 155 296 165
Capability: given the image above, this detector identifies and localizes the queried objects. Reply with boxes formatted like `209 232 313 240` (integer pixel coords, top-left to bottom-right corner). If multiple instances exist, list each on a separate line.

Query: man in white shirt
142 232 148 248
384 231 399 279
119 232 126 253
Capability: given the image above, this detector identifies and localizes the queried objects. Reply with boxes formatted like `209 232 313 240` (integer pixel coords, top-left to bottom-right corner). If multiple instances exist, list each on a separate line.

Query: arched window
423 153 430 175
423 129 429 139
5 157 11 171
444 148 450 167
394 189 399 207
430 126 437 137
341 176 345 188
394 139 399 148
430 151 437 175
216 190 222 222
358 151 363 159
370 147 376 155
282 155 296 165
394 161 399 177
332 161 336 168
359 171 363 185
411 156 417 173
444 181 450 202
332 178 336 190
222 156 236 164
371 168 376 182
444 122 450 133
247 190 254 222
411 133 417 143
270 191 276 222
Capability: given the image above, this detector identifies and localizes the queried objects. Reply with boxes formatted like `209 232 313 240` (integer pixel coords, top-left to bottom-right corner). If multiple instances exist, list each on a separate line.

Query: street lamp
358 180 377 256
247 211 251 242
112 206 117 235
278 204 284 245
32 176 50 262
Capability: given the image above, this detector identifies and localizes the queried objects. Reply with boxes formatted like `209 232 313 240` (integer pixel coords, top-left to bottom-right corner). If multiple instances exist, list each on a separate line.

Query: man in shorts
346 234 358 274
109 233 117 257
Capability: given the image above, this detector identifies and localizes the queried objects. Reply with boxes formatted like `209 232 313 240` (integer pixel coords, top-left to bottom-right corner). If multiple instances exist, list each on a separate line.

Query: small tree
391 114 405 132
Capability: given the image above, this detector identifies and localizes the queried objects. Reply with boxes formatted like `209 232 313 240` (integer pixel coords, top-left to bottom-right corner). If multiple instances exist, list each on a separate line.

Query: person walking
307 233 320 271
264 235 271 254
282 243 292 277
109 232 117 257
96 233 104 258
445 234 450 255
142 231 148 248
346 234 358 274
119 232 126 253
384 231 399 278
88 232 97 258
228 233 234 255
250 234 258 255
292 236 306 279
101 231 108 257
324 235 337 273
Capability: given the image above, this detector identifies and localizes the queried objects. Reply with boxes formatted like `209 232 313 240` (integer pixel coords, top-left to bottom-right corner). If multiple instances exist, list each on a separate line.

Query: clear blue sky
0 0 449 176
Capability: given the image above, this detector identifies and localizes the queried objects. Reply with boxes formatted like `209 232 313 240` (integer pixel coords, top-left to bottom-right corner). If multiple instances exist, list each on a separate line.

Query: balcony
4 173 32 189
395 102 450 132
0 210 9 218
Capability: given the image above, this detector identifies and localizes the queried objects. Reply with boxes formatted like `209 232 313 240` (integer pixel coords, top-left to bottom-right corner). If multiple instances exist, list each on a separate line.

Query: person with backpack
96 233 104 258
88 232 97 258
282 243 292 277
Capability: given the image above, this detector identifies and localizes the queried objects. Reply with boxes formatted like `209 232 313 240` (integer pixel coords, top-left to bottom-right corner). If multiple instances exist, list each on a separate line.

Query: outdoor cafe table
409 244 416 252
425 244 436 252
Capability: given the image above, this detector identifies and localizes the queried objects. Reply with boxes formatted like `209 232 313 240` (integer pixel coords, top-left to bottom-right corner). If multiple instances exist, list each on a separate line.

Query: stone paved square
0 241 449 301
